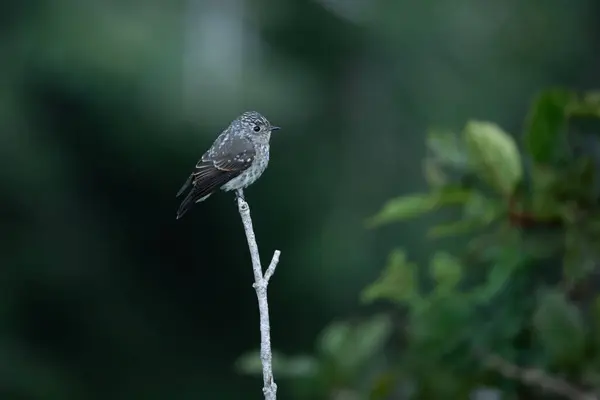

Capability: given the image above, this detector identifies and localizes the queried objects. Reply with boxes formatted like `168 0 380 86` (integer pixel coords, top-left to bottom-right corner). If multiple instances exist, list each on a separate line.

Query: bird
176 111 280 219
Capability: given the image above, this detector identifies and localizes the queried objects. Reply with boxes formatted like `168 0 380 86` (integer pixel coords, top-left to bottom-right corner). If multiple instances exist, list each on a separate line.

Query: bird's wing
176 137 255 218
192 134 256 192
176 134 254 197
190 147 255 195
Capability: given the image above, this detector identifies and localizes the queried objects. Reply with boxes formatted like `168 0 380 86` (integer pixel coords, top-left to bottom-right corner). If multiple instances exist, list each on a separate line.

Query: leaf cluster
361 88 600 398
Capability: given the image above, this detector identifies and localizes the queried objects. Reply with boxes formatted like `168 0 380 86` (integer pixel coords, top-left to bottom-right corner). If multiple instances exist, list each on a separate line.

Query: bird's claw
235 189 245 203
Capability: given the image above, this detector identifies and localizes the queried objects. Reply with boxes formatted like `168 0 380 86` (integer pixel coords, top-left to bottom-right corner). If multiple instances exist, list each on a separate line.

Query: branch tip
264 251 280 283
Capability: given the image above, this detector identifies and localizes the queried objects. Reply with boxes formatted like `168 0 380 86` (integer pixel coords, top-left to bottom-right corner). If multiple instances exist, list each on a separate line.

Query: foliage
236 88 600 399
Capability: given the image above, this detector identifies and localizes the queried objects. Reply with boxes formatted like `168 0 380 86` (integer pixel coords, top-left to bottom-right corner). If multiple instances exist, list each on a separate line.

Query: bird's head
238 111 280 138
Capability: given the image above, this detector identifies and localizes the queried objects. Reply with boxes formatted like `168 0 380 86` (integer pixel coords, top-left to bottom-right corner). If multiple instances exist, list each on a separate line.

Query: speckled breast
222 143 270 191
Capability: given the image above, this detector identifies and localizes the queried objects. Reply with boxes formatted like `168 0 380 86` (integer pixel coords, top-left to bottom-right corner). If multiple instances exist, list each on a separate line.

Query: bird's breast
220 145 269 191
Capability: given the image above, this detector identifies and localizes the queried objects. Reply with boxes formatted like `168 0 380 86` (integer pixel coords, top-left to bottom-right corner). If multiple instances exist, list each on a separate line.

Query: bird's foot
235 189 245 203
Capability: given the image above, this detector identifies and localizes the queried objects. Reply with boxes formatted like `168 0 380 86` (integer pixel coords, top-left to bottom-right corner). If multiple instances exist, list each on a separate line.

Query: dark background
1 0 599 398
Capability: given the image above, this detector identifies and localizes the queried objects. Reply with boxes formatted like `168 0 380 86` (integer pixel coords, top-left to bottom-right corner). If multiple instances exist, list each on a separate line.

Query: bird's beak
271 126 281 131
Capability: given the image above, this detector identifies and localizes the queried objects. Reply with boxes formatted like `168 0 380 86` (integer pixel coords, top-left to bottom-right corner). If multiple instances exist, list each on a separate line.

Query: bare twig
264 252 280 283
236 189 280 400
483 353 597 400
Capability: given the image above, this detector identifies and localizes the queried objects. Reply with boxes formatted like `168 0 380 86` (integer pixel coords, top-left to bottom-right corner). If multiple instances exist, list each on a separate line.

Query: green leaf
235 351 264 376
366 194 438 227
361 249 419 305
235 351 319 378
345 314 393 368
408 294 473 361
530 164 559 192
529 157 598 223
471 252 521 303
316 315 393 385
463 121 523 196
524 89 575 163
429 251 462 291
532 289 586 365
530 165 563 220
463 191 504 226
463 192 501 220
367 187 472 228
567 91 600 118
318 321 352 359
278 356 320 378
428 192 503 238
426 130 469 168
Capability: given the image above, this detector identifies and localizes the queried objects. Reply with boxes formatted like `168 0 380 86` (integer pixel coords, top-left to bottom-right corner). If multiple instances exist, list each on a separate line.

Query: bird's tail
176 189 212 219
176 174 193 197
176 190 194 219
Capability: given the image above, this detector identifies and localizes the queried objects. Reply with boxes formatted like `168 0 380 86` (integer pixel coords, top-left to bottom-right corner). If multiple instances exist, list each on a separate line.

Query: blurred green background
1 0 600 399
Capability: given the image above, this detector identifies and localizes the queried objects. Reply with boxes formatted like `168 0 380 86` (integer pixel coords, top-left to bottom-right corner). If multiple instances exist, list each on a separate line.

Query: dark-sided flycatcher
176 111 280 219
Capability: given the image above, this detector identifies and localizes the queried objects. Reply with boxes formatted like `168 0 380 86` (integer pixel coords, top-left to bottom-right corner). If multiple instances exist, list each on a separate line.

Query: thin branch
236 189 280 400
483 353 598 400
264 252 280 283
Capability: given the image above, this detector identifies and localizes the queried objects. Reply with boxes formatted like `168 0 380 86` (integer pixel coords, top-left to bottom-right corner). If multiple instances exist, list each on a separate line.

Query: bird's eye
253 125 261 132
